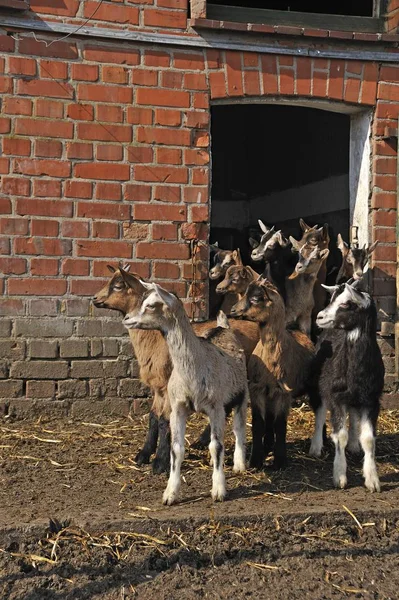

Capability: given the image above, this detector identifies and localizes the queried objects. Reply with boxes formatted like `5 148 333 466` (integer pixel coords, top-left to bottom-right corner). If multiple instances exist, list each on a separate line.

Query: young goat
216 264 259 300
309 281 384 492
230 279 314 469
123 283 249 505
209 245 243 316
250 223 297 300
93 264 258 473
285 244 329 336
336 234 378 283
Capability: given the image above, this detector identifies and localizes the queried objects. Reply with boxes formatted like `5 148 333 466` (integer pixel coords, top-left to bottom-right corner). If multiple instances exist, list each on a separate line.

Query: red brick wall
1 22 398 413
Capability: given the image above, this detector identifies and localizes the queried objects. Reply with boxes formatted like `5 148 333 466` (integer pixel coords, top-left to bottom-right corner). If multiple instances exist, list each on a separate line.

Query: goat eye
340 302 350 309
232 278 240 283
250 297 260 305
146 305 156 312
113 284 124 291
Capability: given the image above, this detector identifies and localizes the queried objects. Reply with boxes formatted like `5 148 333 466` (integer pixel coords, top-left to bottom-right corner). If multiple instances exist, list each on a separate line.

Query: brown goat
230 278 314 469
336 234 378 283
93 264 259 473
216 264 259 300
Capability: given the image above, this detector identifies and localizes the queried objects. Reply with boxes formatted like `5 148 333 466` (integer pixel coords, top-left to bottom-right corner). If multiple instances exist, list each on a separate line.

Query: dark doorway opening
210 103 350 273
209 1 374 18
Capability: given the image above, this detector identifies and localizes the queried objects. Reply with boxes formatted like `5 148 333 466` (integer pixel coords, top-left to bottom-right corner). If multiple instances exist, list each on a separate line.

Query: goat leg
152 415 171 475
263 411 275 457
135 410 159 465
190 424 211 450
249 402 266 470
359 408 380 492
273 410 288 470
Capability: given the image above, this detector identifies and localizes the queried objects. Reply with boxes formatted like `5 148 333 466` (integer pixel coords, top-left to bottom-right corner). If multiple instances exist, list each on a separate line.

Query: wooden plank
0 0 29 10
207 4 384 33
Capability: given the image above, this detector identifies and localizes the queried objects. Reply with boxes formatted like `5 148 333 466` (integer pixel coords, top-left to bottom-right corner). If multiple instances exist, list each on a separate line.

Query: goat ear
337 233 348 253
289 236 301 252
138 279 155 291
249 237 259 249
367 240 379 255
153 283 177 309
321 284 339 294
216 311 229 329
107 265 116 273
321 224 329 240
232 248 243 266
299 218 312 232
258 219 269 234
319 248 329 261
119 269 146 294
277 231 289 247
209 242 219 253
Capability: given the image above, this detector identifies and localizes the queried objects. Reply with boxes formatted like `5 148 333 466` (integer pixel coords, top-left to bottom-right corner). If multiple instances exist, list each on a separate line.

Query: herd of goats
93 219 384 506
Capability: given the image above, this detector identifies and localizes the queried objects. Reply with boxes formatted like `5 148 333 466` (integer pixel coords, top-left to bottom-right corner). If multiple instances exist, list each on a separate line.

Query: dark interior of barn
209 1 374 18
210 104 351 274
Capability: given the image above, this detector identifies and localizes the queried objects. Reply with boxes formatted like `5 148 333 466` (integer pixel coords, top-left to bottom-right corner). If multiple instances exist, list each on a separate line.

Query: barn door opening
209 102 371 311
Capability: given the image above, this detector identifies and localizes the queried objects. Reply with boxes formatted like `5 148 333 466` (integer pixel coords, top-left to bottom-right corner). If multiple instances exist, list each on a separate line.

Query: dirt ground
1 405 398 599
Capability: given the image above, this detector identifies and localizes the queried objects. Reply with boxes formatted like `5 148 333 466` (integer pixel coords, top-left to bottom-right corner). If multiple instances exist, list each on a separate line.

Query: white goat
123 282 249 505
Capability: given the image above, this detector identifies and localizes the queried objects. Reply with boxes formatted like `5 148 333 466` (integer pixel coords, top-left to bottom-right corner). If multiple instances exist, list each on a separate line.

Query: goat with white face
310 281 384 492
336 234 378 283
123 283 249 505
209 244 242 280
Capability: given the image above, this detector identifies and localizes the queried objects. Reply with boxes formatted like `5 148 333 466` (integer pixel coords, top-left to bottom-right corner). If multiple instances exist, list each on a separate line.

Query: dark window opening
210 1 374 18
210 104 350 277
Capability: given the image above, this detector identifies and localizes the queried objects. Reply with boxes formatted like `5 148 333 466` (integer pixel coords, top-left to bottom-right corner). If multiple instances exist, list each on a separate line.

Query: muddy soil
1 407 398 599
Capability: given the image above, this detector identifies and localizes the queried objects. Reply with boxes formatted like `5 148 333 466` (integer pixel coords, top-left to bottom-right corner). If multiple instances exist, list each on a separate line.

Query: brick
102 65 128 84
134 204 186 222
31 258 59 276
184 187 207 203
26 380 56 398
15 317 73 337
136 242 189 259
78 83 132 104
3 137 31 156
127 107 153 125
361 63 378 105
63 298 90 317
78 122 132 142
36 99 64 119
61 221 90 241
33 179 61 198
9 278 67 296
0 218 29 236
373 246 396 262
77 239 132 258
184 149 209 166
96 145 124 161
58 380 88 399
161 71 183 89
126 146 153 164
65 181 93 199
0 34 15 53
3 97 32 116
136 127 190 146
0 76 12 94
0 118 11 134
0 380 23 399
77 202 130 220
97 105 124 123
71 399 130 418
119 379 149 398
9 56 36 76
144 50 170 67
132 69 158 86
154 185 181 202
372 210 396 227
313 70 328 98
279 67 295 95
157 148 182 165
14 237 71 256
124 184 152 202
375 157 396 175
17 78 74 99
174 52 205 70
40 60 68 80
62 258 90 276
0 157 9 174
135 165 188 183
152 223 178 240
71 63 99 81
261 55 278 95
16 198 73 218
155 109 181 126
0 338 25 357
0 257 27 275
60 339 89 358
10 360 69 379
95 182 122 201
0 320 11 337
372 192 396 209
144 8 186 28
75 162 130 180
31 219 59 237
209 71 227 99
30 0 79 16
191 205 209 222
67 103 94 121
373 228 396 243
29 340 58 358
154 262 180 278
102 339 120 357
0 198 11 214
93 221 119 238
29 298 58 316
136 88 189 108
2 177 30 196
122 222 149 241
192 167 208 185
67 142 93 160
14 158 71 178
70 360 103 378
84 1 139 24
83 46 140 65
35 139 63 158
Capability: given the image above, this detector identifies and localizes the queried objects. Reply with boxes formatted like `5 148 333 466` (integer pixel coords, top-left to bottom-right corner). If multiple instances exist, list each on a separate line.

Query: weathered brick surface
1 16 399 412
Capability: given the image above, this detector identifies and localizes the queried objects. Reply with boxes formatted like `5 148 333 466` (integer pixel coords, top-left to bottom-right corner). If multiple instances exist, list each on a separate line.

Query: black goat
308 280 384 492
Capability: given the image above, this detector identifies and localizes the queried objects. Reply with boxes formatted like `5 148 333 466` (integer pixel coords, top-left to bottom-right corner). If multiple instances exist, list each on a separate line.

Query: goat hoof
309 444 323 458
365 475 380 493
249 456 264 470
333 474 347 489
152 457 170 475
233 461 246 474
135 450 151 465
272 459 287 471
211 487 226 502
